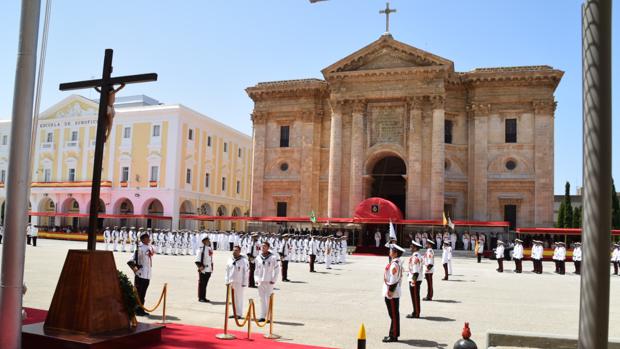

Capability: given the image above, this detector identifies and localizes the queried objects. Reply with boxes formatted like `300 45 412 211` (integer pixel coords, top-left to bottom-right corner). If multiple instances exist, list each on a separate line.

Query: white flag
448 217 455 230
389 220 397 241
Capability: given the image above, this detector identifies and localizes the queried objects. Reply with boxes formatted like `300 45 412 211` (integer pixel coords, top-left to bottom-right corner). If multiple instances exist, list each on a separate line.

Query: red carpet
23 308 334 349
353 246 389 256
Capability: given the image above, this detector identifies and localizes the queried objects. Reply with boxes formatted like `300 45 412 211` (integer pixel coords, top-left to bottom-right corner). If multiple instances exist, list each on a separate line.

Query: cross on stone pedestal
379 2 397 34
59 49 157 251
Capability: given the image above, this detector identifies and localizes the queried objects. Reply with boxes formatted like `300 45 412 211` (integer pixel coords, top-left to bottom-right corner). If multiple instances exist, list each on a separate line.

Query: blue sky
0 0 617 194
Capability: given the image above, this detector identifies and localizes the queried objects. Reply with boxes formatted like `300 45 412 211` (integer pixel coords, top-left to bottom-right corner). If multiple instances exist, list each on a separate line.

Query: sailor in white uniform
382 244 404 343
254 241 280 322
225 245 249 318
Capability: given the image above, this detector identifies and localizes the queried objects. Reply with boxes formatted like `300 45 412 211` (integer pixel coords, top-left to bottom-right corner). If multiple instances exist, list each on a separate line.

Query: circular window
505 160 517 171
280 163 289 171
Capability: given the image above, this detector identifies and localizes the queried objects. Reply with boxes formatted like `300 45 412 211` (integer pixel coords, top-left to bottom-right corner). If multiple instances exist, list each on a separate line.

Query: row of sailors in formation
103 227 348 263
493 239 585 274
387 231 496 251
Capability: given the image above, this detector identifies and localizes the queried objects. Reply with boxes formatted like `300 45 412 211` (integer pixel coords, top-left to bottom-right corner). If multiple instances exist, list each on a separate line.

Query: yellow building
0 94 252 231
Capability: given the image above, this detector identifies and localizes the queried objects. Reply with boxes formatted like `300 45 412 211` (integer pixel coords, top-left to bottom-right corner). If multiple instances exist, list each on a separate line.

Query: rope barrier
133 283 168 323
216 284 280 340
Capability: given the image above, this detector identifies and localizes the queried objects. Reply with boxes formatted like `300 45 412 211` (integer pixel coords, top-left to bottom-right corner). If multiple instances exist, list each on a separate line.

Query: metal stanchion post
162 284 167 324
264 293 281 339
248 299 254 340
216 285 236 340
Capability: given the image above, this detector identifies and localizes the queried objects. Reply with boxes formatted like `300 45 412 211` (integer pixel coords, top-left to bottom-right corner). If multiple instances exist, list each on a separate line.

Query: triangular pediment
39 94 98 120
322 34 453 76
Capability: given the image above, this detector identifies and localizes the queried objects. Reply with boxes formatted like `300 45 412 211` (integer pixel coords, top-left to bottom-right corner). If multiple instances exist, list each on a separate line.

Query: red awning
516 227 620 236
180 215 249 221
353 197 403 221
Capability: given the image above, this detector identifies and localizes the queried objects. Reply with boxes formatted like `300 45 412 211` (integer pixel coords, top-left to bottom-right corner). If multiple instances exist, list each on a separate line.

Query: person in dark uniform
406 241 423 319
383 244 404 343
195 235 213 302
248 233 260 288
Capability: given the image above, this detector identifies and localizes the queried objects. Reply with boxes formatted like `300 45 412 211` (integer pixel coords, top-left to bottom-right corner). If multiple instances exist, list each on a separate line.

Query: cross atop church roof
379 2 397 34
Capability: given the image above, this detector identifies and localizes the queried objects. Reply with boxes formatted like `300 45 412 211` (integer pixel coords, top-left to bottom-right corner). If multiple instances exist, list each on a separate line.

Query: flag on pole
310 210 317 224
442 211 448 226
389 219 397 241
448 216 455 230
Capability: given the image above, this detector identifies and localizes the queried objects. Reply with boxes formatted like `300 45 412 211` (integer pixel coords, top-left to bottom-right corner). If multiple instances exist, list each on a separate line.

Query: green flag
310 210 317 224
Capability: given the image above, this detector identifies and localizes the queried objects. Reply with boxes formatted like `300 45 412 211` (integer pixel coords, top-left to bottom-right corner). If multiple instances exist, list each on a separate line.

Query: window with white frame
236 180 241 194
0 169 6 182
152 125 161 137
221 177 226 192
150 166 159 181
71 131 78 142
44 168 51 182
1 135 7 145
188 129 193 141
123 127 131 139
223 142 228 152
205 173 210 188
121 166 129 182
207 136 212 147
68 168 76 182
238 148 242 157
186 169 192 184
46 132 53 143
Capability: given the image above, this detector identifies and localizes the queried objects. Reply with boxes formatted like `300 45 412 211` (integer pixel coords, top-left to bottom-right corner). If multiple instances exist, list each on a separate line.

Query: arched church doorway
370 156 406 216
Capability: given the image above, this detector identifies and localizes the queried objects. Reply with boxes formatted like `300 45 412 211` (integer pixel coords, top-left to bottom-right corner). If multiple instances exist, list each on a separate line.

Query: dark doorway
504 204 517 230
371 156 406 216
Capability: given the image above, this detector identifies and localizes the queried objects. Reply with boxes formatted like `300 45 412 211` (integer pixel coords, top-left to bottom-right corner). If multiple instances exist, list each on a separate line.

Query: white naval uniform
112 229 120 251
254 252 280 319
133 244 155 280
375 232 381 248
442 246 453 274
512 243 524 259
573 246 582 262
383 258 402 299
103 229 111 250
225 255 249 316
495 244 505 259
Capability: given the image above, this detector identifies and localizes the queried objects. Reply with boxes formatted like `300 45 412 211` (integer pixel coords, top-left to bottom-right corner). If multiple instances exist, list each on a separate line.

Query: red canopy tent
353 197 403 222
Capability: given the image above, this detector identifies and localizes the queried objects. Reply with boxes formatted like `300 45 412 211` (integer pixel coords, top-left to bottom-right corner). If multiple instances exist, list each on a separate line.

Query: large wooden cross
59 49 157 251
379 2 397 33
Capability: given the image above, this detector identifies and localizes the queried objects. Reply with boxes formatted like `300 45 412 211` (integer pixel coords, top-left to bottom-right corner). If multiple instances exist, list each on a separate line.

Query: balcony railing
40 142 54 150
65 141 79 149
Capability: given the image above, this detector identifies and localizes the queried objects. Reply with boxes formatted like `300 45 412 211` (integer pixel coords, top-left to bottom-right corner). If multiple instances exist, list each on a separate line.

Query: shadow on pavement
149 314 181 321
399 339 448 348
431 299 460 304
273 320 305 326
420 316 455 322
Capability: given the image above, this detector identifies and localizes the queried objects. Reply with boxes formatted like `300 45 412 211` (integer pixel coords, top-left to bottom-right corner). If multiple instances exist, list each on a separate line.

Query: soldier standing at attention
495 240 505 273
441 241 451 280
128 233 155 316
382 244 404 343
195 235 214 302
225 245 249 319
406 241 423 319
512 239 524 273
254 241 280 322
572 242 582 274
423 240 435 301
611 243 620 275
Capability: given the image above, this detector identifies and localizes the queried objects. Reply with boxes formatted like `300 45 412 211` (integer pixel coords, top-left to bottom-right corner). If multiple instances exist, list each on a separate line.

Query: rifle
127 237 142 270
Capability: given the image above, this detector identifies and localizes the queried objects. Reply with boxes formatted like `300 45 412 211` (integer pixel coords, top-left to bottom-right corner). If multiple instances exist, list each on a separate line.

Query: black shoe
199 299 208 303
136 310 149 316
423 297 432 301
382 336 398 343
406 313 416 319
258 318 265 322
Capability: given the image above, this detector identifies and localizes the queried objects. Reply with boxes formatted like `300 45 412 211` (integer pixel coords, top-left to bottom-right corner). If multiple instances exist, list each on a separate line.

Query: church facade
246 34 563 228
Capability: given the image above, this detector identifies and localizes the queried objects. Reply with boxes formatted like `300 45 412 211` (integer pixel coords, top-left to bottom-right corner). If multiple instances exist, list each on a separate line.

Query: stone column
406 97 424 219
467 103 491 221
533 100 555 226
300 111 315 216
250 112 267 217
429 96 445 220
349 101 365 215
327 104 343 218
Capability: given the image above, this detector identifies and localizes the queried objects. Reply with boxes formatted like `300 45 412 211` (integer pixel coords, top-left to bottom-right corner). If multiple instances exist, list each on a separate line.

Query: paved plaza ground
5 239 620 348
